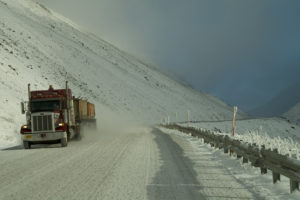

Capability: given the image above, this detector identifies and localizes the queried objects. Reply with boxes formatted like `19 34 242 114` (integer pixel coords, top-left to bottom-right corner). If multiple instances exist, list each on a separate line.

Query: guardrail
163 124 300 193
174 116 290 125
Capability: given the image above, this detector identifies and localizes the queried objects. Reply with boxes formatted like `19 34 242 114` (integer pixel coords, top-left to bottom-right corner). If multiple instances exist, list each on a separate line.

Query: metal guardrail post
260 145 268 174
271 149 281 184
224 136 229 153
290 180 299 193
243 157 248 163
261 168 268 174
272 171 281 183
224 148 229 154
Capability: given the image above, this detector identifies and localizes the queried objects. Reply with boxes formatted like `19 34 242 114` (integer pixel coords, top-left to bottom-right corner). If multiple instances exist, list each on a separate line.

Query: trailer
20 82 96 149
73 98 97 128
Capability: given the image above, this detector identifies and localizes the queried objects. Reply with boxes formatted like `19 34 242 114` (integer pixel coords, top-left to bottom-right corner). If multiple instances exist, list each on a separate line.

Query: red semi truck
20 82 96 149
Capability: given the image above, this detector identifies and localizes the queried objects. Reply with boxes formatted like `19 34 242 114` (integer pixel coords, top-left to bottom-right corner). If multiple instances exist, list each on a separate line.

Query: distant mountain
283 102 300 124
248 80 300 117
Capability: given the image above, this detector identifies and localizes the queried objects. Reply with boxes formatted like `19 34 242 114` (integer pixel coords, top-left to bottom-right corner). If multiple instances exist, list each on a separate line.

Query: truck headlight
20 125 31 134
55 122 66 131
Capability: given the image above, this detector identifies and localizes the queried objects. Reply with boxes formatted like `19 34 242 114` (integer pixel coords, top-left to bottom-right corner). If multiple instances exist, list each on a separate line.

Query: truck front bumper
21 132 67 142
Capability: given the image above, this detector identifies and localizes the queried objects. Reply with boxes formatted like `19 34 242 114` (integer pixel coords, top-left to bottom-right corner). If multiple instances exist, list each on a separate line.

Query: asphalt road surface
0 126 271 200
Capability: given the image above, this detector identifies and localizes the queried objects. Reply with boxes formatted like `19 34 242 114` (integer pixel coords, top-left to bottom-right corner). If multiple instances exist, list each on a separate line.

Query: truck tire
23 141 31 149
61 138 68 147
74 125 81 140
67 126 71 140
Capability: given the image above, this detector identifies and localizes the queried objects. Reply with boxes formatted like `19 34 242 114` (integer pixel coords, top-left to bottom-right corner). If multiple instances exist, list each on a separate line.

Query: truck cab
20 83 77 149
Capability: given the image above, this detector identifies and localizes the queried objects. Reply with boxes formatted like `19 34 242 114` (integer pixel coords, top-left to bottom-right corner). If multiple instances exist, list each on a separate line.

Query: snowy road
0 127 296 200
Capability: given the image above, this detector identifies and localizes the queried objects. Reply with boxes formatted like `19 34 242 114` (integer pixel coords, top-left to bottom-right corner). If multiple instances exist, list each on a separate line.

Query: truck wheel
74 125 81 140
67 132 71 141
23 141 31 149
61 138 68 147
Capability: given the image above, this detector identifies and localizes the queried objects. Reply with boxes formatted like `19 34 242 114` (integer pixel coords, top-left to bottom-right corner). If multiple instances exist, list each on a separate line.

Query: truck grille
32 114 54 132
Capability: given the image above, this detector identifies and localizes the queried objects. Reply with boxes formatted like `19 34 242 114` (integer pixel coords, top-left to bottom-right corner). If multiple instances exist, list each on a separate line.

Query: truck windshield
30 100 60 112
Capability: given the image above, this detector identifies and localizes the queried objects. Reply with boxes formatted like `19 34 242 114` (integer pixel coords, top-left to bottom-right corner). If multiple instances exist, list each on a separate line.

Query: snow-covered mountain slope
284 102 300 124
0 0 243 148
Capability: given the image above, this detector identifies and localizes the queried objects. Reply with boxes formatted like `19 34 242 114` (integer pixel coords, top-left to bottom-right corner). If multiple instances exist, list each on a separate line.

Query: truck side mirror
21 102 25 114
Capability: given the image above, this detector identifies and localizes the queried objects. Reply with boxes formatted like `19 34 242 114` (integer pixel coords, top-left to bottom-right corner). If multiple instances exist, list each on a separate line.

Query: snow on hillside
284 102 300 124
0 0 242 148
181 118 300 157
184 118 300 141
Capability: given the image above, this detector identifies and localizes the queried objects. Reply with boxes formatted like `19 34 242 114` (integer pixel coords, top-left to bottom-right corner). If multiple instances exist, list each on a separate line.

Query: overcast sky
39 0 300 111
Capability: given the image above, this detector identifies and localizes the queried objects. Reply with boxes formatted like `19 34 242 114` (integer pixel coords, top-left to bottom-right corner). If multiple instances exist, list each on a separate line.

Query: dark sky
39 0 300 111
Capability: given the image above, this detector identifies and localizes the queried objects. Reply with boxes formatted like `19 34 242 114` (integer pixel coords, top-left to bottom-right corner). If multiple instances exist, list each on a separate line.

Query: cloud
40 0 300 111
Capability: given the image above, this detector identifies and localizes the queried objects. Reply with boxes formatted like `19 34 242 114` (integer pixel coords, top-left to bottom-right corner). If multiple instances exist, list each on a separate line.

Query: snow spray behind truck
20 81 96 149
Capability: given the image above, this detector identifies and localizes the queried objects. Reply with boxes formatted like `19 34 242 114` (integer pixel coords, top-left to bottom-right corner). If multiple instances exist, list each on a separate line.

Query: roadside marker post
187 110 190 127
232 106 238 136
230 106 238 156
